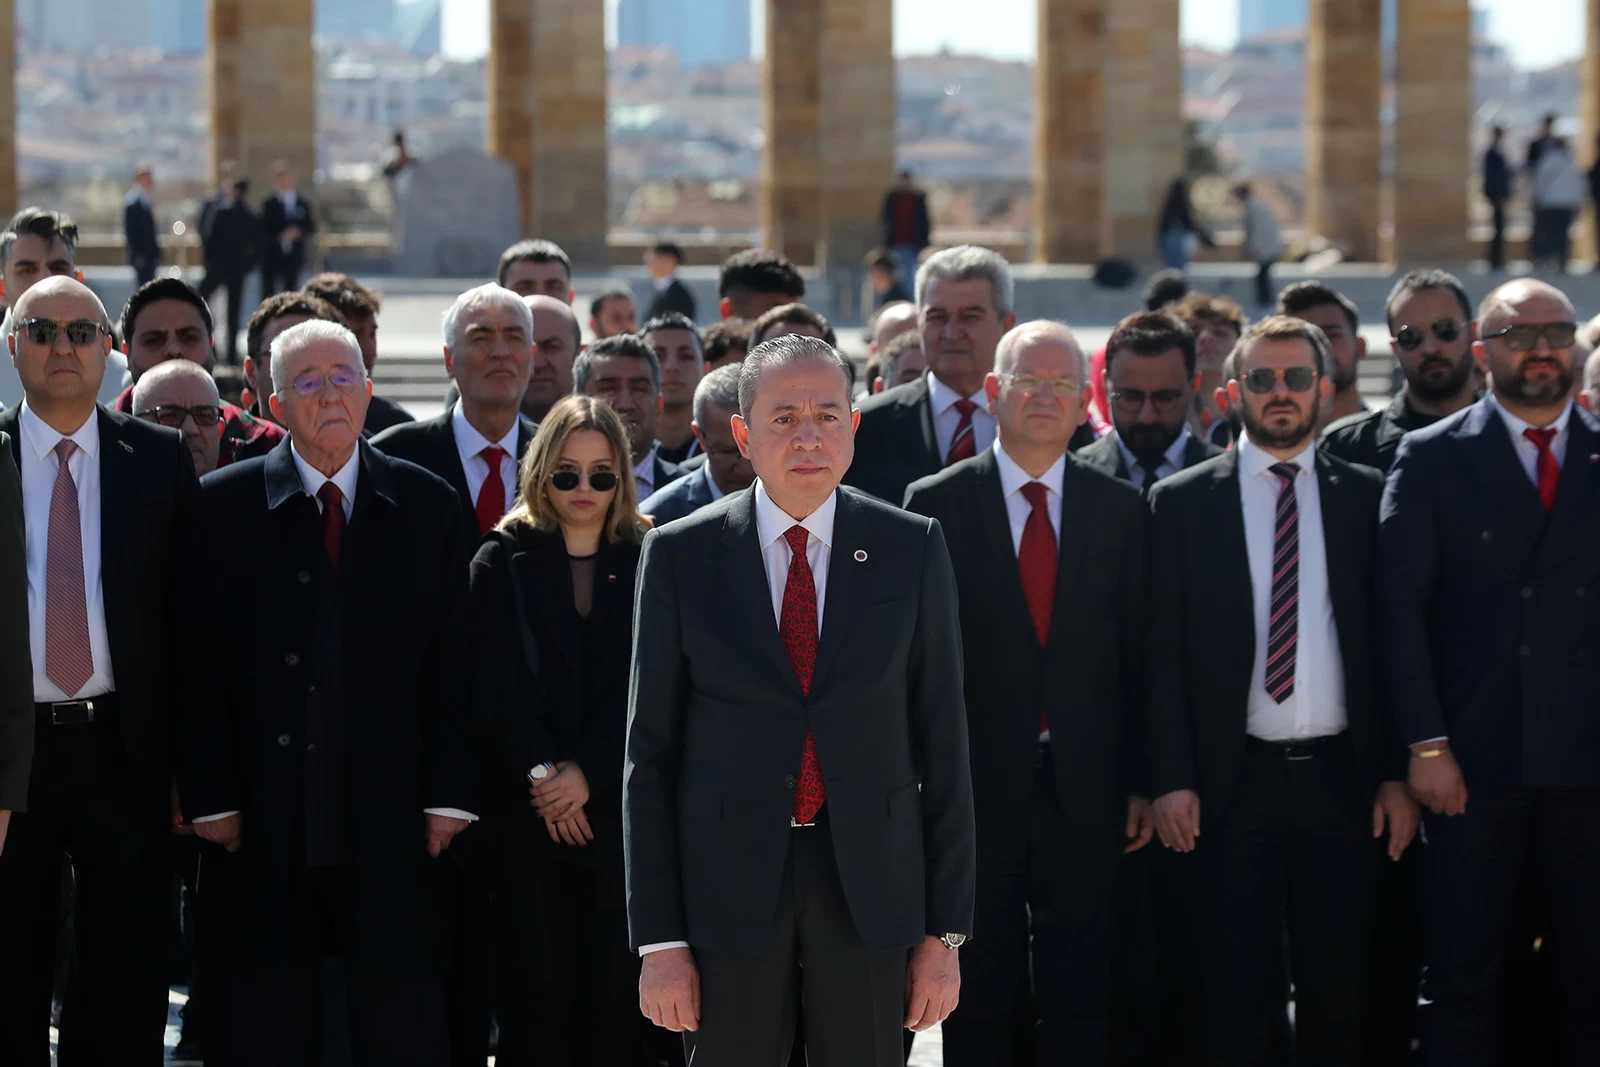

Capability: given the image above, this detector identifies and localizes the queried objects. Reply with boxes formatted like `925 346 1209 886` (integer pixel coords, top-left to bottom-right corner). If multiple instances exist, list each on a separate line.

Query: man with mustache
1323 269 1479 473
1379 278 1600 1067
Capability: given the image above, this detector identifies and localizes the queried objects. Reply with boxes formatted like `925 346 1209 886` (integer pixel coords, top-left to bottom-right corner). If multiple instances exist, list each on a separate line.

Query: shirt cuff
191 811 240 824
424 808 479 822
639 941 690 956
1410 736 1449 748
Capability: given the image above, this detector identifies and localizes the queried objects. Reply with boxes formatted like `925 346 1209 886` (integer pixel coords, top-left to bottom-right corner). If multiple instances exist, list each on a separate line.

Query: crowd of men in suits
0 197 1595 1067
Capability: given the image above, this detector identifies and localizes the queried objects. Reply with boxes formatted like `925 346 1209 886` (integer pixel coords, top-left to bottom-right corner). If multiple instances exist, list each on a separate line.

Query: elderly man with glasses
132 359 225 477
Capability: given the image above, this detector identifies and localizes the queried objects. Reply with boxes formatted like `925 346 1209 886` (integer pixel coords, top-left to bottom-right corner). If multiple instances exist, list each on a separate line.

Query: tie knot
784 525 810 556
54 439 77 463
953 399 978 417
1020 481 1050 510
1524 426 1558 452
479 445 506 465
1268 462 1298 486
317 481 343 510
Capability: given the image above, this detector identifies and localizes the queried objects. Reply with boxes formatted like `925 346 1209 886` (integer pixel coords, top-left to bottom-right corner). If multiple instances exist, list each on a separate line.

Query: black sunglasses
1243 367 1317 394
137 404 224 429
1482 322 1578 352
549 469 619 493
1393 318 1462 352
19 318 105 347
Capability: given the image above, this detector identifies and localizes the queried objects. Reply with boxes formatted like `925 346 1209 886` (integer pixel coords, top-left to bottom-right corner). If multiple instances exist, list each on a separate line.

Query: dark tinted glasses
1392 318 1462 352
137 404 224 429
1482 322 1578 352
1243 367 1317 394
549 469 618 493
20 318 105 347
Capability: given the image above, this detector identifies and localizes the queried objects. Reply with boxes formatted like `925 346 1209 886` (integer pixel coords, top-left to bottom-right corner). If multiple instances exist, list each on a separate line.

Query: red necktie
780 525 826 824
1524 427 1560 512
946 399 978 466
318 482 345 576
1018 483 1056 733
476 446 507 534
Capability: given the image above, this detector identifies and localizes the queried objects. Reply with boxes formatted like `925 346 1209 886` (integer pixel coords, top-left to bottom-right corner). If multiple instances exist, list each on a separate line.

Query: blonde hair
499 394 651 544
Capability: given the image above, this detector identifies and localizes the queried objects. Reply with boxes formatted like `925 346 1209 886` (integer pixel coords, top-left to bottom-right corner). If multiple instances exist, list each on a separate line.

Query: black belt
1245 732 1347 761
791 804 830 829
35 694 115 726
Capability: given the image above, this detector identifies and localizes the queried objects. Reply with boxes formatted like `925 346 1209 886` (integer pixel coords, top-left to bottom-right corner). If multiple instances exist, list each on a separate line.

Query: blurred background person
259 162 315 296
644 241 695 321
197 167 258 366
589 287 638 341
881 170 931 293
124 163 159 287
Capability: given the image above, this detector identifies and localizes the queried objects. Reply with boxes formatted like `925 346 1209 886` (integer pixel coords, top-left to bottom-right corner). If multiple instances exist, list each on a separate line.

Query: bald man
869 300 918 357
0 276 196 1061
522 293 581 423
1379 278 1600 1067
904 321 1151 1066
132 360 225 477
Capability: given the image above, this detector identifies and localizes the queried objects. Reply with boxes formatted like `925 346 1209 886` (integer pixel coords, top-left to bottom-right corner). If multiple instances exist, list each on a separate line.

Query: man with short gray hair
639 364 753 524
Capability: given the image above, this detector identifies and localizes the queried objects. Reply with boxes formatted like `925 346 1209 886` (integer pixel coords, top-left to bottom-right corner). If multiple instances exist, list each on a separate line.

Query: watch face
530 765 549 781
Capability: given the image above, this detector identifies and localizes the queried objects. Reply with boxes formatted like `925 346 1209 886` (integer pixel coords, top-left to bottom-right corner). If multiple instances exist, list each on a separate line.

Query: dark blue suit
639 465 717 525
1378 397 1600 1067
124 194 159 286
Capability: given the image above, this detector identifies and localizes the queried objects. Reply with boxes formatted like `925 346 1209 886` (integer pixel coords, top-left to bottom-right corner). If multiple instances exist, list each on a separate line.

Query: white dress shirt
451 405 518 515
1489 393 1571 485
640 479 837 956
1116 425 1194 486
19 404 114 701
1237 434 1347 742
633 445 661 499
926 371 995 461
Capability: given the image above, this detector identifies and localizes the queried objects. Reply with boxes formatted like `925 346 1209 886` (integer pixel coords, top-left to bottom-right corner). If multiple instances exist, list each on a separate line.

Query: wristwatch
528 762 556 783
939 933 968 951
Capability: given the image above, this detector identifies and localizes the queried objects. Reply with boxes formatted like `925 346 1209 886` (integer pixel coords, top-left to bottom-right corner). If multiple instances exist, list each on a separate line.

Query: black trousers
0 707 169 1067
487 809 638 1067
1196 736 1372 1067
1366 839 1424 1066
686 817 908 1067
1254 261 1274 307
943 753 1123 1067
198 268 248 364
1487 198 1507 271
1420 786 1600 1067
262 257 304 300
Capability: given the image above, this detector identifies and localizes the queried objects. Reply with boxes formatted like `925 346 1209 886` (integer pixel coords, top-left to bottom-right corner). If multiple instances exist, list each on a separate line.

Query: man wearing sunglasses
1323 269 1479 475
1148 315 1412 1067
132 359 225 477
1379 278 1600 1067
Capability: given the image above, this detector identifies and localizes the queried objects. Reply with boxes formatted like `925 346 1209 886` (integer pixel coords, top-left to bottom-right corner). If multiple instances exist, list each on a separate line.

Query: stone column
816 0 895 273
1146 0 1186 242
208 0 316 202
1304 0 1382 262
1035 0 1106 263
486 0 536 240
1104 0 1152 259
761 0 822 265
1392 0 1472 264
0 0 15 220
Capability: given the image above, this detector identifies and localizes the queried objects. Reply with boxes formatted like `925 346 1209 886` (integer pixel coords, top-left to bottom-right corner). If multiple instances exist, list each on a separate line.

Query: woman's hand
545 810 595 848
530 761 591 821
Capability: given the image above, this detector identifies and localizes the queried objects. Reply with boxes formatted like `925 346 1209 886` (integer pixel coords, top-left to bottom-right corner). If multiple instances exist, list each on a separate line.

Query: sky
439 0 1584 72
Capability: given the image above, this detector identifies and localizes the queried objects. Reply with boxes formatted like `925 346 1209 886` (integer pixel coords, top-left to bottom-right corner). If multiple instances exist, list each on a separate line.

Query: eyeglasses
549 469 619 493
1393 318 1463 352
1243 367 1318 394
19 318 105 347
1482 322 1577 352
287 366 364 397
997 374 1081 398
136 404 223 429
1109 388 1186 414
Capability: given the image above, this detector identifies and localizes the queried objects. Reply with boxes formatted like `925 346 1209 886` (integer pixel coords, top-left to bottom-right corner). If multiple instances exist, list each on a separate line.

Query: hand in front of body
425 813 469 857
904 935 960 1031
1373 781 1420 861
545 809 594 848
1124 795 1154 854
640 946 700 1032
193 813 243 852
530 761 590 821
1408 742 1468 817
1152 789 1200 853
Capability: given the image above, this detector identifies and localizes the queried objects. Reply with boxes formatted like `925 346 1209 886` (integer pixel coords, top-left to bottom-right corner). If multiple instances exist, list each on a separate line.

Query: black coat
1073 428 1223 485
1379 399 1600 789
1146 450 1393 816
260 193 316 267
124 196 159 264
639 465 717 526
645 278 697 322
1320 392 1445 475
0 432 26 813
625 487 976 955
904 448 1147 830
362 394 415 437
176 439 475 965
200 197 260 275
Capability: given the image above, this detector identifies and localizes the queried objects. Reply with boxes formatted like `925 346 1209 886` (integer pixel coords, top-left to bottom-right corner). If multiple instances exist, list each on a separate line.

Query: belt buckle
790 815 814 828
52 699 94 725
1284 741 1314 762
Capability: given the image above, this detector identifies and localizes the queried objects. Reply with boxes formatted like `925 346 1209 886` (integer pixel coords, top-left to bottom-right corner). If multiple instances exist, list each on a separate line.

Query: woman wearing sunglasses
468 394 651 1066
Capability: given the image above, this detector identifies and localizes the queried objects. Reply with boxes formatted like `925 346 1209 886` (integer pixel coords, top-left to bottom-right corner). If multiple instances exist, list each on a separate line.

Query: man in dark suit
178 319 475 1066
640 363 753 525
645 241 697 322
260 162 316 297
575 334 685 500
0 431 30 859
1076 310 1223 488
904 321 1150 1065
198 170 259 365
124 164 159 287
1148 315 1416 1067
627 334 976 1064
0 276 197 1062
1484 127 1512 271
1379 278 1600 1067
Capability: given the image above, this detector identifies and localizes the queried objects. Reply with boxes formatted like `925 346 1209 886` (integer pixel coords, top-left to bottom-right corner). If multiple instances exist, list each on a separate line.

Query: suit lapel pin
1590 454 1598 464
1329 474 1340 485
607 573 616 583
853 549 868 562
117 440 133 453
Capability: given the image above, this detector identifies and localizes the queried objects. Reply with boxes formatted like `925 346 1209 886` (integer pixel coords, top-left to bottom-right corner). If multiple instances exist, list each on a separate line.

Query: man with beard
1323 269 1479 474
1277 281 1367 430
574 334 684 499
1077 311 1223 490
1148 316 1415 1067
1380 278 1600 1067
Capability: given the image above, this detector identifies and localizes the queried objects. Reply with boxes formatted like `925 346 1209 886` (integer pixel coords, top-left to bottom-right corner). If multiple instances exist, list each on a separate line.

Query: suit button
1482 530 1494 542
277 733 291 747
306 742 317 752
297 570 311 584
1522 587 1534 599
1520 645 1532 657
784 775 797 789
285 652 300 667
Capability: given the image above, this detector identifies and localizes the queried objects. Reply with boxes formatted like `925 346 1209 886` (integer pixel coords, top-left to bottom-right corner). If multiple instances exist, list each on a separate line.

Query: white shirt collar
1237 431 1317 479
753 479 836 550
653 273 675 292
19 403 98 461
290 441 360 505
992 438 1065 498
1487 392 1572 441
451 403 519 461
926 371 986 418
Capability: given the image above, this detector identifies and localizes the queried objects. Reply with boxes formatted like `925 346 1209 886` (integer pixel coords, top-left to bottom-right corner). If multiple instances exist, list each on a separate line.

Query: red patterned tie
780 525 825 824
1524 427 1560 512
946 399 978 466
45 440 93 697
1018 482 1056 733
476 445 507 534
318 482 346 576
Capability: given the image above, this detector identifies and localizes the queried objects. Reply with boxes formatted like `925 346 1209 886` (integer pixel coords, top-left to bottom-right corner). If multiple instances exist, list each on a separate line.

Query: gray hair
993 320 1089 384
1229 315 1334 381
737 334 852 420
269 319 366 396
131 358 218 414
915 244 1015 319
693 363 742 427
442 282 533 349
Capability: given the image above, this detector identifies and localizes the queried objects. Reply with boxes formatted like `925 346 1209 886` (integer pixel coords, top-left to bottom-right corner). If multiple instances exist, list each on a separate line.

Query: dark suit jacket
625 486 976 955
200 197 259 275
0 432 32 812
639 465 717 526
260 193 316 267
1379 399 1600 789
1320 392 1445 475
0 407 196 823
1146 450 1392 817
124 196 159 264
1074 428 1223 484
177 439 474 965
363 395 414 437
646 278 697 322
644 451 688 500
370 410 539 551
904 449 1146 831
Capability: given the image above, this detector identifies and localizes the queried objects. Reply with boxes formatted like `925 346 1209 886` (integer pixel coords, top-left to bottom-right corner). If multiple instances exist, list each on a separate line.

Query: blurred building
148 0 206 53
617 0 752 69
19 0 150 52
1238 0 1303 41
316 0 398 44
395 0 443 56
